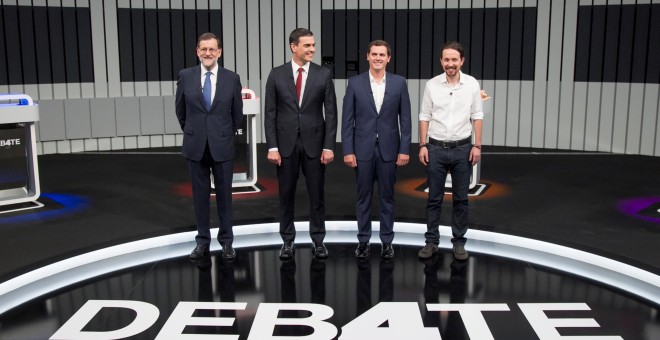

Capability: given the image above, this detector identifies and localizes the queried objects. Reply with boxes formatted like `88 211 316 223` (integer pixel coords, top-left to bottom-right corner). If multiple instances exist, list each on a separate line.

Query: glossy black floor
0 144 659 339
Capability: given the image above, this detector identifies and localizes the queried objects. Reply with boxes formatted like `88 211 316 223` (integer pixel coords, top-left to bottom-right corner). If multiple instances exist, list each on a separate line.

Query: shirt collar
369 70 386 84
292 61 310 74
440 70 464 85
201 63 219 77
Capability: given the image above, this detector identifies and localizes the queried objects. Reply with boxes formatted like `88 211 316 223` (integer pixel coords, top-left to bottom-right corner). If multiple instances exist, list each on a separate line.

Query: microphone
450 92 453 96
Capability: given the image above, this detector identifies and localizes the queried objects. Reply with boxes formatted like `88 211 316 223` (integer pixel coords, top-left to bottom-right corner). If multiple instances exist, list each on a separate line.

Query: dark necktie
203 71 212 110
295 67 303 104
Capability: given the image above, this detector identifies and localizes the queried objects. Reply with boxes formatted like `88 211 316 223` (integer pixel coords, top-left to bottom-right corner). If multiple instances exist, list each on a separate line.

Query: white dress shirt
369 71 386 113
200 63 219 103
419 71 483 141
292 61 310 106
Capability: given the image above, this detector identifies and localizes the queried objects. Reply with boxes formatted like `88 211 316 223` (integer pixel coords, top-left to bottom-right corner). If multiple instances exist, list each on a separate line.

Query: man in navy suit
264 28 338 260
342 40 411 259
175 33 243 260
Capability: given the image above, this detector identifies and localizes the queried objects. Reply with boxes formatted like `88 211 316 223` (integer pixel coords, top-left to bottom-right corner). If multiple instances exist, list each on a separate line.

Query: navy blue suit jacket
341 72 411 161
175 65 243 162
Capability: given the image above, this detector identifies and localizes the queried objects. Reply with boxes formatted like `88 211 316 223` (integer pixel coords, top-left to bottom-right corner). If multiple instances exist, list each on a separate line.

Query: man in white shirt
417 41 483 261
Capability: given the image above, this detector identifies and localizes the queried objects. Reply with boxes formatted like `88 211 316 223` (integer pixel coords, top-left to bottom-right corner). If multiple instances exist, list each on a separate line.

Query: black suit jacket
264 62 338 158
175 65 243 161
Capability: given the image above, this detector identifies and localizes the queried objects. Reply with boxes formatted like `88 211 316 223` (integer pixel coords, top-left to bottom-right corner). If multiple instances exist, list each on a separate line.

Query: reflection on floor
2 242 659 339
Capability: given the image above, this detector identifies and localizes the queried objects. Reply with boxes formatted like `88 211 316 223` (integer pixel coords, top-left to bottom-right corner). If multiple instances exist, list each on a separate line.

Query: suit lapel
300 63 317 109
284 62 299 108
362 72 378 114
379 72 391 115
210 67 224 111
196 65 209 111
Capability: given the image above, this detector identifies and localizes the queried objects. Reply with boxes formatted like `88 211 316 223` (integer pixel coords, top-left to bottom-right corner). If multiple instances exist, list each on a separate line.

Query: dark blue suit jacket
341 72 411 161
175 65 243 162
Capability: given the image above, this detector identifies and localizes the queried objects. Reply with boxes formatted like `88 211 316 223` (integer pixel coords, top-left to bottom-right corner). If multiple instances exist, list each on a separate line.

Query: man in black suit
264 28 338 260
342 40 411 259
175 32 243 260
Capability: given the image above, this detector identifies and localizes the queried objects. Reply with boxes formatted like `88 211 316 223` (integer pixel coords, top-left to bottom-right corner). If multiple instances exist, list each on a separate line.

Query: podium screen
0 124 29 194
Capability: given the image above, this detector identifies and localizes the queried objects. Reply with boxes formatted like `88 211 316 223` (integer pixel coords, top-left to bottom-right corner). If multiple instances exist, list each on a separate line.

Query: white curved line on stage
1 221 659 315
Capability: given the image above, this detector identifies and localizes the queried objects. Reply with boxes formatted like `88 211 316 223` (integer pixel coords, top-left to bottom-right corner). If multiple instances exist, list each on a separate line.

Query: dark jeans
425 142 472 245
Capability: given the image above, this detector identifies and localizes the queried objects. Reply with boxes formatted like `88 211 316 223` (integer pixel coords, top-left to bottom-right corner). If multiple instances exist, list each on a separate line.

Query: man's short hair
367 40 391 56
441 41 464 59
198 32 222 49
289 28 314 46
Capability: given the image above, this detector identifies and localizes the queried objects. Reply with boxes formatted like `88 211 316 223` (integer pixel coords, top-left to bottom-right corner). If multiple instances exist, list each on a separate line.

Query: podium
0 94 41 210
211 88 260 193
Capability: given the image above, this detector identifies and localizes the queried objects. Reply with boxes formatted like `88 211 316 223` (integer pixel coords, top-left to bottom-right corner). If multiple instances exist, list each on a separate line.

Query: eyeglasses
198 48 219 54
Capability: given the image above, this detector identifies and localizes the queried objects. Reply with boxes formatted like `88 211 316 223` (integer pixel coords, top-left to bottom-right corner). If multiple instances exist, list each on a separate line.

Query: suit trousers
355 145 397 243
188 143 234 246
277 135 326 244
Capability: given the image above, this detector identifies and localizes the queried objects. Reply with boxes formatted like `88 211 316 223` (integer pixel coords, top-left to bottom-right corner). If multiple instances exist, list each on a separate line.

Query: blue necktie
203 71 212 110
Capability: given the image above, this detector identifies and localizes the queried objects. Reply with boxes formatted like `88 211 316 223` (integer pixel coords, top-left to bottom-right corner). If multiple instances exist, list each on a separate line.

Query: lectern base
0 200 44 215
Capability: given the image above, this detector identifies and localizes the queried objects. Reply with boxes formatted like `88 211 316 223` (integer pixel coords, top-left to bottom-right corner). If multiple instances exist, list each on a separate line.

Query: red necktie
296 67 303 103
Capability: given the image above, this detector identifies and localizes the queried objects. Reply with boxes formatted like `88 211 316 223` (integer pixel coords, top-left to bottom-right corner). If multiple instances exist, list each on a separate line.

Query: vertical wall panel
64 99 92 139
558 0 578 150
90 1 108 97
115 97 141 136
544 0 565 149
38 100 67 141
4 6 22 85
271 0 286 67
395 7 409 77
234 0 249 82
518 80 534 146
310 0 323 67
0 5 6 86
357 9 370 74
598 83 615 152
531 0 549 148
90 98 117 138
640 85 659 156
18 6 37 84
221 0 237 70
139 96 165 135
612 83 632 153
584 83 601 151
163 96 180 134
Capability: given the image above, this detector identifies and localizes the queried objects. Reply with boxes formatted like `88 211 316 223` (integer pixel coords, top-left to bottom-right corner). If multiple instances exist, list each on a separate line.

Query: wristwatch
472 145 481 149
419 144 427 148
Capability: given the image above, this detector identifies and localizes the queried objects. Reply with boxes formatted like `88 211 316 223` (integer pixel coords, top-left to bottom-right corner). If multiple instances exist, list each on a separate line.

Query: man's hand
469 147 481 165
343 154 357 167
396 154 409 166
267 150 282 166
321 150 334 164
419 147 429 166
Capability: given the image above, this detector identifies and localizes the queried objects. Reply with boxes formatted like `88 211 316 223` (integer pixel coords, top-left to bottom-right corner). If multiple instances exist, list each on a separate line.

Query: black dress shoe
190 244 209 260
279 241 295 260
381 243 394 259
313 242 328 258
355 242 370 258
222 243 236 259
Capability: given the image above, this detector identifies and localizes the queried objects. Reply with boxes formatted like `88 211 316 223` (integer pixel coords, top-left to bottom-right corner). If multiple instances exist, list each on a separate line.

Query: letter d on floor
50 300 159 340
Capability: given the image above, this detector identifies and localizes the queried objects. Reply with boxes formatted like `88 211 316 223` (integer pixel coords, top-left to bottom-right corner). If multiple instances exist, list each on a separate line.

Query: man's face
291 35 316 64
197 38 222 70
441 48 464 77
367 45 391 72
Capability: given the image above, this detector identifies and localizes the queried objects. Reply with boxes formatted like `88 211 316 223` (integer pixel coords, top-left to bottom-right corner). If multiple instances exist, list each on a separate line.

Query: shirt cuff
268 148 278 152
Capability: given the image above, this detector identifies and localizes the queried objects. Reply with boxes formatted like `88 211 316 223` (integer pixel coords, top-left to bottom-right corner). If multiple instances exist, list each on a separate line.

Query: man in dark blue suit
342 40 411 259
264 28 338 260
175 33 243 260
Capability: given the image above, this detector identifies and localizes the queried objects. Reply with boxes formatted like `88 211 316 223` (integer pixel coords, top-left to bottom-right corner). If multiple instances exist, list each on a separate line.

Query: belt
428 136 471 148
